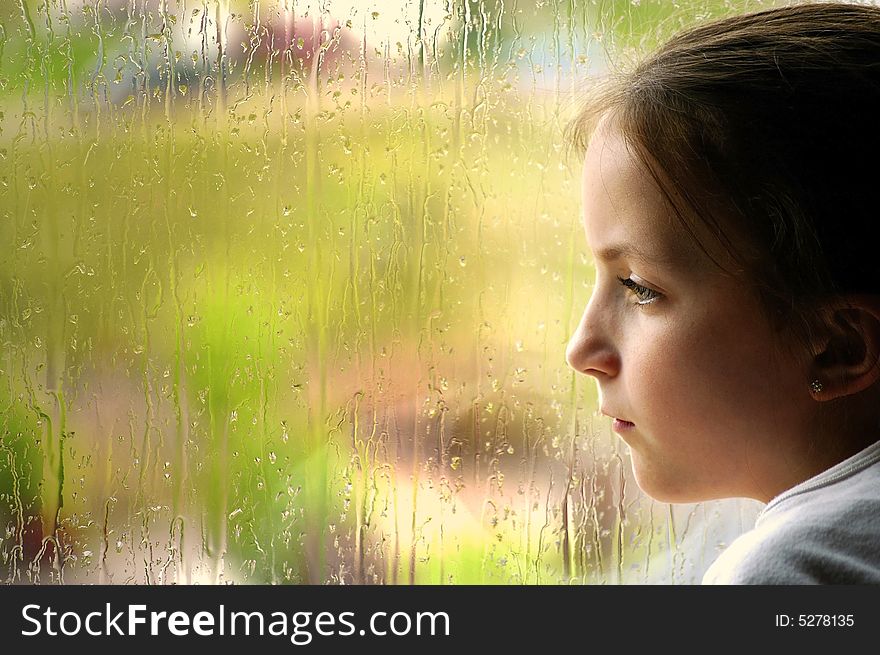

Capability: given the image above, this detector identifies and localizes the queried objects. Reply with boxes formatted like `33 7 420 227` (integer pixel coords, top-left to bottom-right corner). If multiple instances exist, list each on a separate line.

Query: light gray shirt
702 438 880 584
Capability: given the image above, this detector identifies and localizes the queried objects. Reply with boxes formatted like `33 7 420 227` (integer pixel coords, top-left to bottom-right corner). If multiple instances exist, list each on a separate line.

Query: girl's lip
612 418 635 432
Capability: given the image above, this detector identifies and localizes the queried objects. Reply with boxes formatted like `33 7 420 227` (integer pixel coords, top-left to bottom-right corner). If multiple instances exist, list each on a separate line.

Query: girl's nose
565 303 620 379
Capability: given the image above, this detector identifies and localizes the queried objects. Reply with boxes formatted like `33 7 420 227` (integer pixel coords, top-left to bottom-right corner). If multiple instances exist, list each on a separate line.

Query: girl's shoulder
704 444 880 584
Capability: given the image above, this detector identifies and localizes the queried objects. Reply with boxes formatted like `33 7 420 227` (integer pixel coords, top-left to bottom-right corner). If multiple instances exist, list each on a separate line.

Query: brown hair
567 2 880 347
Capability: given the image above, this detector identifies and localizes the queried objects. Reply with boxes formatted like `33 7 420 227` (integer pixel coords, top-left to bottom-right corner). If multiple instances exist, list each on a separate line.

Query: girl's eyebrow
593 243 668 266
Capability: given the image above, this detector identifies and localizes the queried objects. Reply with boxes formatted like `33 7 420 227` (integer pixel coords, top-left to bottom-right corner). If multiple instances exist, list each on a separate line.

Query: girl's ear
810 295 880 401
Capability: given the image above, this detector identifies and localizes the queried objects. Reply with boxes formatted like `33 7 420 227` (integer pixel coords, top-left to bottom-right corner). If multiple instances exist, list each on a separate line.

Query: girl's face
566 122 816 503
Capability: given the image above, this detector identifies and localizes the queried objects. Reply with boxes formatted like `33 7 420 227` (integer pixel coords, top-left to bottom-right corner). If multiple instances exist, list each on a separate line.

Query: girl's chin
628 450 718 504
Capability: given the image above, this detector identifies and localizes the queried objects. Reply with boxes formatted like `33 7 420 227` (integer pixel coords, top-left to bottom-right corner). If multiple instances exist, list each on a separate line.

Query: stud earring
810 379 823 394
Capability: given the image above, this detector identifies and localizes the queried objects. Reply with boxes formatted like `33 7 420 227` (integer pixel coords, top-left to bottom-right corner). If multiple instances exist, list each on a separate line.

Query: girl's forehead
582 122 747 279
581 128 707 271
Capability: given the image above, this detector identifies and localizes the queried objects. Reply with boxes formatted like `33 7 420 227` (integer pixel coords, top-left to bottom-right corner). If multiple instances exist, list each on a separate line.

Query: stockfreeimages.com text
21 603 450 644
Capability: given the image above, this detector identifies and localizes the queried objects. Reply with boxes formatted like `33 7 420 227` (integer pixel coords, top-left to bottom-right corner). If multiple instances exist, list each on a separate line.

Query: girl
564 2 880 584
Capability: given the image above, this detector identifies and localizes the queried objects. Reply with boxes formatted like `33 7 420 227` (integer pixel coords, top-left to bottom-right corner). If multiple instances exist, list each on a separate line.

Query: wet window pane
0 0 766 584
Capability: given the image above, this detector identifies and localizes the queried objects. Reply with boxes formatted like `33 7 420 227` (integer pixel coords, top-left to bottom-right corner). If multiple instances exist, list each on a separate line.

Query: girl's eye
617 276 661 305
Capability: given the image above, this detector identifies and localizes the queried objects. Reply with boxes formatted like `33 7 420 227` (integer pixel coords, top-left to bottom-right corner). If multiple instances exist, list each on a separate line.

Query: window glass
0 0 769 584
